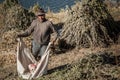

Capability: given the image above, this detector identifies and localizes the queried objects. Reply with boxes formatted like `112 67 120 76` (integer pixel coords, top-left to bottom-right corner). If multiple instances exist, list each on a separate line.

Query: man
17 8 58 60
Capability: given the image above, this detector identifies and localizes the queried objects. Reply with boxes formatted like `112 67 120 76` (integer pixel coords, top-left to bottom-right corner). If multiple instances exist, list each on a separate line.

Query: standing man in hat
17 8 58 60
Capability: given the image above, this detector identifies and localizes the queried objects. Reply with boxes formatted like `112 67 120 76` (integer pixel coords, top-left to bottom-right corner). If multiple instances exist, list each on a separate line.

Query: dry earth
0 44 120 80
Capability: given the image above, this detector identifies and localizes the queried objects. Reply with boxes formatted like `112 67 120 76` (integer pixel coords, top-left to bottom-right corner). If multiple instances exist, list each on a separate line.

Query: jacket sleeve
19 20 36 37
49 21 58 42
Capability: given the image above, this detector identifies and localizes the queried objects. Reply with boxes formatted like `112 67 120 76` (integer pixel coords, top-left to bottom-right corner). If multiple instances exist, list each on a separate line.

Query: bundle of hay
0 0 35 30
60 0 118 48
0 0 35 51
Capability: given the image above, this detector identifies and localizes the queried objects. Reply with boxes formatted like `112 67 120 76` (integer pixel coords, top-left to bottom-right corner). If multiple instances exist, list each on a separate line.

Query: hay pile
0 0 35 51
61 0 118 48
40 52 120 80
2 0 35 30
0 30 17 52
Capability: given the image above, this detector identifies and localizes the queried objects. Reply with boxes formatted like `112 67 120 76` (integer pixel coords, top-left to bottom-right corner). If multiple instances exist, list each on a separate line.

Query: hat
35 8 46 16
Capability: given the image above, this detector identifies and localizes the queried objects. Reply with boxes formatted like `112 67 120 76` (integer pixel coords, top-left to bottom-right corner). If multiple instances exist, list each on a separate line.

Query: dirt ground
0 44 120 80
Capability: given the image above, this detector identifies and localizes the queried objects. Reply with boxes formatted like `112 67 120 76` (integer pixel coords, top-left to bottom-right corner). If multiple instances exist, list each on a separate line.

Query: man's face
38 14 45 22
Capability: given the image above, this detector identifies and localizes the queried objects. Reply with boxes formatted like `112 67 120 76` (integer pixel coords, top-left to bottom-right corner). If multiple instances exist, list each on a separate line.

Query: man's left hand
50 41 55 49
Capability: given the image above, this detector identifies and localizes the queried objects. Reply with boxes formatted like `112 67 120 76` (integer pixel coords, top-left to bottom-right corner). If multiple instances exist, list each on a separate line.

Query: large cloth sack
17 38 51 79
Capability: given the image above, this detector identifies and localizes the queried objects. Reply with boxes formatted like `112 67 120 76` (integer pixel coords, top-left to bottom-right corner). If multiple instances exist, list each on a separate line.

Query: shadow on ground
99 52 120 65
115 20 120 43
47 64 70 74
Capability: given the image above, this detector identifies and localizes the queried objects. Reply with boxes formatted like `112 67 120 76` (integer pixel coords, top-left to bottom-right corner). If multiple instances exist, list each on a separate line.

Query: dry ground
0 44 120 80
0 6 120 80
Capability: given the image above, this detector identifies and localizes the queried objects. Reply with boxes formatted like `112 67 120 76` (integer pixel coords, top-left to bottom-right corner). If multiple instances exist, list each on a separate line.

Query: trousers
32 41 48 60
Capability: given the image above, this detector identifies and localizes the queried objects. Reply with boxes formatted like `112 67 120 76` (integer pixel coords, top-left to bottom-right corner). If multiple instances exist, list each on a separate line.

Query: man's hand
50 40 55 49
15 34 22 42
16 33 23 39
51 40 55 45
17 34 22 37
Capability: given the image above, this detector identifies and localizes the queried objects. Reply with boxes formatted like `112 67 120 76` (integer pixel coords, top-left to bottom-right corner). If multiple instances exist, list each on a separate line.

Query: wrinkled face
38 14 45 22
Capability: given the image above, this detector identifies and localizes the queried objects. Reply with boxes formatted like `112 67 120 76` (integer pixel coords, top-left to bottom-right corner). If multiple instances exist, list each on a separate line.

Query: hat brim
36 12 46 16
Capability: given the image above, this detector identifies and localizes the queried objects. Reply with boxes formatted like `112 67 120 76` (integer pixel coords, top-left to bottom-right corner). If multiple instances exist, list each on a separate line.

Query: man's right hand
15 34 22 42
17 34 22 37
